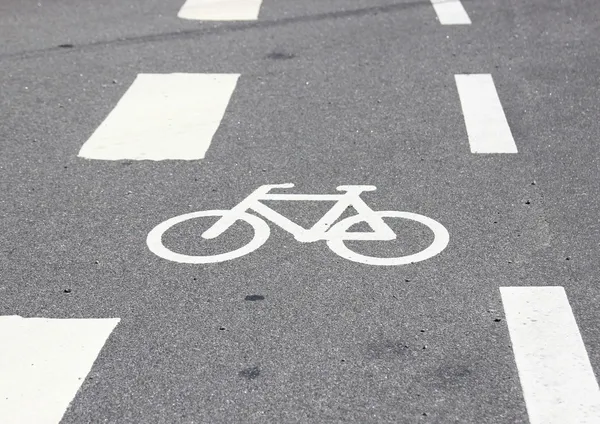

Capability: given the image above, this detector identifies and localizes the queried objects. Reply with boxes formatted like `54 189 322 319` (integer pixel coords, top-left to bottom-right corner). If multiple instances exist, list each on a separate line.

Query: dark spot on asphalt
365 340 410 360
404 278 411 282
494 318 502 322
525 200 531 204
266 51 296 60
435 364 472 387
566 256 571 260
239 366 260 380
58 43 74 48
245 295 265 301
219 327 226 331
63 288 72 293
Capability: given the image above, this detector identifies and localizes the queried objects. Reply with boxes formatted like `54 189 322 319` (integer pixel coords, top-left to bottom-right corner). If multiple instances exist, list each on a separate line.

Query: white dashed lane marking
430 0 471 25
0 316 120 424
455 74 518 153
500 287 600 424
178 0 263 21
78 73 240 161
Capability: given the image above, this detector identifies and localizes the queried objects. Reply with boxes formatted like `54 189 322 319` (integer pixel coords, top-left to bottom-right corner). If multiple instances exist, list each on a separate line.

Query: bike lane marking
455 74 518 154
430 0 471 25
78 73 239 161
500 287 600 424
0 316 120 424
178 0 263 20
146 184 450 266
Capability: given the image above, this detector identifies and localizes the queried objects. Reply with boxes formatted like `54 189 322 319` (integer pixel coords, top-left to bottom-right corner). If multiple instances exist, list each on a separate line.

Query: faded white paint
430 0 471 25
178 0 262 21
455 74 517 153
79 73 239 161
500 287 600 424
0 316 120 424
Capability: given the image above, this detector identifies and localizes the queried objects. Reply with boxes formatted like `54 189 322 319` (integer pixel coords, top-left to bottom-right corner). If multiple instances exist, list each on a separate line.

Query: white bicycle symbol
147 183 449 266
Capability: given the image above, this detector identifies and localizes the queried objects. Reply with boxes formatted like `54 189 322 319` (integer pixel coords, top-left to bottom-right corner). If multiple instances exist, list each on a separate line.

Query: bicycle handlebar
336 185 377 192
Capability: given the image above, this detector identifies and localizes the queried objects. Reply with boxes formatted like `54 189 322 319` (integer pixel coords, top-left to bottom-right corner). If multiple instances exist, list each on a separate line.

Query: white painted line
500 287 600 424
0 316 120 424
79 73 240 161
455 74 517 153
178 0 263 21
430 0 471 25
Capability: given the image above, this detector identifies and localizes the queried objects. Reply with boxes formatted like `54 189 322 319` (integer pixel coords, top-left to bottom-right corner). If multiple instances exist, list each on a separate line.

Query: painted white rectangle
430 0 471 25
0 316 120 424
178 0 262 20
455 74 517 153
79 73 240 161
500 287 600 424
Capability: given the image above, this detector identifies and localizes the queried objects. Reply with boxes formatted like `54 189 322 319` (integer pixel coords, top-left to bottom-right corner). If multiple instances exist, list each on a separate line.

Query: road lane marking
0 316 120 424
147 184 449 265
430 0 471 25
455 74 517 153
178 0 263 20
500 287 600 424
78 73 240 161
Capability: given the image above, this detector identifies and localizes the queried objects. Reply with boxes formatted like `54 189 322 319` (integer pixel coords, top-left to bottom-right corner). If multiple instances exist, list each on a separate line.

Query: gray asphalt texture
1 0 600 422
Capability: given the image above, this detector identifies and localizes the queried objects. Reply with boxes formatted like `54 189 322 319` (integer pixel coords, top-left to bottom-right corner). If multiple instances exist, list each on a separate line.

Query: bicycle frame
202 183 396 242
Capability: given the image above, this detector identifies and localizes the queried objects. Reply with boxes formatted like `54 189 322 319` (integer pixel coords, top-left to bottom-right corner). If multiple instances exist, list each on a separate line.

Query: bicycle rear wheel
147 210 270 264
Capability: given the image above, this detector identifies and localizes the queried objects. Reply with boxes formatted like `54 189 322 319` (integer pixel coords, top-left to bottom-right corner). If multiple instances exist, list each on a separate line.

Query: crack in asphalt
0 0 435 62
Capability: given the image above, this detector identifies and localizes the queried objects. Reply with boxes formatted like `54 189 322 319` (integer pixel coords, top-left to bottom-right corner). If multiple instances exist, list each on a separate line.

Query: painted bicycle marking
147 184 449 266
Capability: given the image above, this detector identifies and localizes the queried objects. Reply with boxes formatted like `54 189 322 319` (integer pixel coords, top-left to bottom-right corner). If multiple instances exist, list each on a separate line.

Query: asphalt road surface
2 0 600 422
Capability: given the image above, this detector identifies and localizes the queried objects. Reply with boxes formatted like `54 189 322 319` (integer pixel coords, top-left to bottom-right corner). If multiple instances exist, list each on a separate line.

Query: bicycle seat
261 183 294 189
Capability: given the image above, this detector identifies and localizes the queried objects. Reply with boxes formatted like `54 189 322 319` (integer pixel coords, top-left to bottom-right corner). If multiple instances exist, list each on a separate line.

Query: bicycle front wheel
147 210 270 264
326 211 449 266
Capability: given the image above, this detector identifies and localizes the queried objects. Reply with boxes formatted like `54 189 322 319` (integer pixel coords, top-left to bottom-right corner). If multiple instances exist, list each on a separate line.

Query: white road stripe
79 73 240 161
430 0 471 25
455 74 517 153
500 287 600 424
178 0 263 21
0 316 120 424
